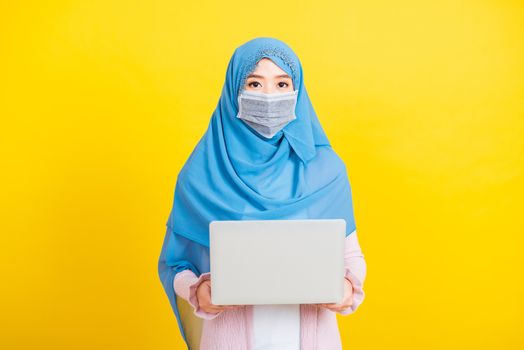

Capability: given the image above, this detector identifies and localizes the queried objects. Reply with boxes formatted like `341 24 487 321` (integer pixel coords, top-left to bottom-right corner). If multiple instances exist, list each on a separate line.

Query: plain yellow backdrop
1 0 523 349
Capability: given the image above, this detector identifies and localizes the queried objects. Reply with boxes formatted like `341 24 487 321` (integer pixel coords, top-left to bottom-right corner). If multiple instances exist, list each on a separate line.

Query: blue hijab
158 37 357 347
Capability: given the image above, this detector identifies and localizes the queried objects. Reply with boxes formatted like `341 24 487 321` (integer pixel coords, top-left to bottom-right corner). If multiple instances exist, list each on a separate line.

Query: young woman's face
243 58 294 94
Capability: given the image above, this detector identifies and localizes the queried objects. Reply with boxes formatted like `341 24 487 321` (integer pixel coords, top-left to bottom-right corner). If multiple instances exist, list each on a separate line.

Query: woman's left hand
316 277 354 312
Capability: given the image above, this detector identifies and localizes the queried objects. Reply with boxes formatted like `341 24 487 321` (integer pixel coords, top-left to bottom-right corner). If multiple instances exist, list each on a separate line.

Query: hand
196 279 243 314
315 277 354 312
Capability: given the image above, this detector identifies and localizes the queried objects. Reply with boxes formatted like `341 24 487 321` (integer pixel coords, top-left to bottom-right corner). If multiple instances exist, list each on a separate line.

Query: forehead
248 58 292 78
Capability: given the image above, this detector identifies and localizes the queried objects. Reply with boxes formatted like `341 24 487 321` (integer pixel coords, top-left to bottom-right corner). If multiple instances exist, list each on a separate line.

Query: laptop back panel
209 219 346 305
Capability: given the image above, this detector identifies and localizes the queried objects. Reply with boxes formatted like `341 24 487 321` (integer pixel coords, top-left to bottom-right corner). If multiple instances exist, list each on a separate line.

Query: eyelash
248 81 289 88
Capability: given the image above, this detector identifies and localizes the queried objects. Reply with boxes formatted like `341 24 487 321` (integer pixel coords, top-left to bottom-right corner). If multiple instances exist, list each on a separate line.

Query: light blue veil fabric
158 37 357 348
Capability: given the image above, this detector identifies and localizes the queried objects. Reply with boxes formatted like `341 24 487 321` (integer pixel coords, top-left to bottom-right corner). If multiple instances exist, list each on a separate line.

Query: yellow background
1 0 523 349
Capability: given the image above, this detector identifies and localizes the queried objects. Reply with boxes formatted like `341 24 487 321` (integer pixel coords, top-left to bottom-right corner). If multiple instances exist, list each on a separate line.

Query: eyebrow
247 74 292 79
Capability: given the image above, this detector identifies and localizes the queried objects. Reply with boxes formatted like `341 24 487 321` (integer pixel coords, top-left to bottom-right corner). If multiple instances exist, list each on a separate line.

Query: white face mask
236 89 299 138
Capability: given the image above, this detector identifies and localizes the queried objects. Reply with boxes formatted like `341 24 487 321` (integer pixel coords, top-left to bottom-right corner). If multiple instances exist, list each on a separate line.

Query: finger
317 303 336 307
333 304 352 312
209 306 224 311
323 304 342 310
205 304 226 312
214 303 233 308
201 307 222 314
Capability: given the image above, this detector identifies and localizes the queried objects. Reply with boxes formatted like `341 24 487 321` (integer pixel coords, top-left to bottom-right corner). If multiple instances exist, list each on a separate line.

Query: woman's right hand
196 279 243 314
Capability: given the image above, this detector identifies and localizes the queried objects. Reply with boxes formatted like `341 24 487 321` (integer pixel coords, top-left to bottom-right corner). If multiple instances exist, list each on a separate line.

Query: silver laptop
209 219 346 305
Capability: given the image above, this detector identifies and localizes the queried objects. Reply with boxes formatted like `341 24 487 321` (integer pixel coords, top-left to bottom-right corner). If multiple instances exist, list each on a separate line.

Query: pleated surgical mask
236 89 299 138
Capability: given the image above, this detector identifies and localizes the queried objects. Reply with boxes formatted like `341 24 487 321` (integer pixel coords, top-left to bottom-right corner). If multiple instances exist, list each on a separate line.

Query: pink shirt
174 230 367 349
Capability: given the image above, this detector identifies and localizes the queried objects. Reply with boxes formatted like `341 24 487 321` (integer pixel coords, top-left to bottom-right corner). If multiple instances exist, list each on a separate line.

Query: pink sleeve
173 270 224 320
337 229 367 315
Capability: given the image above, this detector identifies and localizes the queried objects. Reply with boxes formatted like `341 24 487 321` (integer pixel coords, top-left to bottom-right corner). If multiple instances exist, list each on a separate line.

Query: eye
248 81 261 88
278 82 289 88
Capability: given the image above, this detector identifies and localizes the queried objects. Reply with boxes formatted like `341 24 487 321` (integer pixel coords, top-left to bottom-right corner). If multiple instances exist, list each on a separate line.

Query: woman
158 37 367 350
